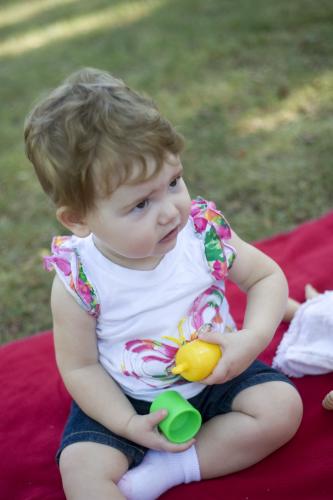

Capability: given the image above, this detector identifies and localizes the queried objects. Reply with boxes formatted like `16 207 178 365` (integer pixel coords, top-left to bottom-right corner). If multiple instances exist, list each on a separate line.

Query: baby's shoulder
189 197 236 279
190 197 232 239
44 235 100 318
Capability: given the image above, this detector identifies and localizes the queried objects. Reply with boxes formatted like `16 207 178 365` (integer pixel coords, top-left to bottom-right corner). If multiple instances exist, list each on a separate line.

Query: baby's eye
133 199 149 211
169 176 181 188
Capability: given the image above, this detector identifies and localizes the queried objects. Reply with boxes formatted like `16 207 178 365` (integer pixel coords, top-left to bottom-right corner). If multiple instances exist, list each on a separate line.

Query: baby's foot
322 390 333 410
118 446 200 500
305 284 319 300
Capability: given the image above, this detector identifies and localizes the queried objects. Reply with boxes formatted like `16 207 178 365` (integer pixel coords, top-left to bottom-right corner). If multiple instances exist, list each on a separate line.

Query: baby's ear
56 206 90 238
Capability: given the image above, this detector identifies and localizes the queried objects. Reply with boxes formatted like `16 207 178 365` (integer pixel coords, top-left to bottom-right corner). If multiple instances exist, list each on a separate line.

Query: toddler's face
85 155 191 269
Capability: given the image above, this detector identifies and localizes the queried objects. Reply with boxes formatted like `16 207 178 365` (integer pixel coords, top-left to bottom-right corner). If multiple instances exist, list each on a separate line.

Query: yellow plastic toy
171 339 222 381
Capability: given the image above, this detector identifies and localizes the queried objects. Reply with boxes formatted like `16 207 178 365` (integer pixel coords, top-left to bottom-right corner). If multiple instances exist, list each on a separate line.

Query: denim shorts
56 360 293 468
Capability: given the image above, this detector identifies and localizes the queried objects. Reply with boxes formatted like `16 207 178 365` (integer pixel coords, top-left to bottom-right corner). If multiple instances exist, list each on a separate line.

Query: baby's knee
59 445 89 496
59 444 88 480
59 444 98 493
264 384 303 445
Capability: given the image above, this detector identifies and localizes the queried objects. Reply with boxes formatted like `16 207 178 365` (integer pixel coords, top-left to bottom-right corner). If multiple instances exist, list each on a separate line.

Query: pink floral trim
44 236 100 318
190 197 236 280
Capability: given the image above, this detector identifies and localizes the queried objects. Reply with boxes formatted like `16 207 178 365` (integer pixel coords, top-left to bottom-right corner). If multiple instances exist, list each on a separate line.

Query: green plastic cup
150 390 202 443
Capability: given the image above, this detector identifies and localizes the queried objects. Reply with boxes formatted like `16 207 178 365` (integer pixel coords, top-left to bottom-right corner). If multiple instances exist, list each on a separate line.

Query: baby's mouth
159 226 179 243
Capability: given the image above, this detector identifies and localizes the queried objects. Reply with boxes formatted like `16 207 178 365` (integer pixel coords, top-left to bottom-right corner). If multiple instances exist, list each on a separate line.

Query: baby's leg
118 381 302 499
59 441 129 500
195 381 302 479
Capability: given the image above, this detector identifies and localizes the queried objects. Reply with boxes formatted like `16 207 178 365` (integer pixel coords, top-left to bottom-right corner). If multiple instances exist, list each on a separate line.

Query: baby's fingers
198 330 223 346
148 410 196 452
157 435 196 453
201 362 229 385
146 409 168 429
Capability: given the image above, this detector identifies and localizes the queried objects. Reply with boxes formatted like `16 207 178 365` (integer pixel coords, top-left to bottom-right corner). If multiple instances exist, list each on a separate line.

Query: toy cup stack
150 390 202 443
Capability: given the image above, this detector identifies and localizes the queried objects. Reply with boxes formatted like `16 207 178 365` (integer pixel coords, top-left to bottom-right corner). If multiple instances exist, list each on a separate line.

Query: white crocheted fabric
272 291 333 377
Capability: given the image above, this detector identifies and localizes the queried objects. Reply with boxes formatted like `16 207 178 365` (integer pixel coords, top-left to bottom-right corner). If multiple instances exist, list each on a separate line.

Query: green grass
1 0 333 343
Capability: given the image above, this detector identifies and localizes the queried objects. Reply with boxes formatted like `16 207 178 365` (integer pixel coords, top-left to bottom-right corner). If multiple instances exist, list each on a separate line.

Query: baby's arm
51 275 194 453
199 230 288 384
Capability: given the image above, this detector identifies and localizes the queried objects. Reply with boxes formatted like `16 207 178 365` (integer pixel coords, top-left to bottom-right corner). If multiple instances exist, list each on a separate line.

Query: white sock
118 445 201 500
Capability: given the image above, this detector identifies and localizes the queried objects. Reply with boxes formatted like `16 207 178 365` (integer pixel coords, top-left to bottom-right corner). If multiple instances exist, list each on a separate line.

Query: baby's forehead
118 153 180 186
127 154 181 185
113 156 181 199
96 153 181 201
125 158 161 185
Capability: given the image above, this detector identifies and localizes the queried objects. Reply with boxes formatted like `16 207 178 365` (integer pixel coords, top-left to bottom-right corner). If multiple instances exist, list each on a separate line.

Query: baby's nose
159 201 178 224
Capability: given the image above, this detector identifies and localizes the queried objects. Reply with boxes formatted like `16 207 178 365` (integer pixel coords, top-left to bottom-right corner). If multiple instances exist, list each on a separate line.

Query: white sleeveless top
45 198 237 401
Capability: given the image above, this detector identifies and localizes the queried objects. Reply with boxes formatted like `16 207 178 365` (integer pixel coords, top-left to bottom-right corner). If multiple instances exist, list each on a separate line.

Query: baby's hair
24 67 184 216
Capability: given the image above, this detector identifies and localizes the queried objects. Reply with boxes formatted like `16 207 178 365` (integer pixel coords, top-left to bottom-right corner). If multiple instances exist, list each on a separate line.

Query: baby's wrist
121 412 140 441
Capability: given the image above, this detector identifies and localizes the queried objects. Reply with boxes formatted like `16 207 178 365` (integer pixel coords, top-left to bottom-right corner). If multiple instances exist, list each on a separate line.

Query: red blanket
2 212 333 500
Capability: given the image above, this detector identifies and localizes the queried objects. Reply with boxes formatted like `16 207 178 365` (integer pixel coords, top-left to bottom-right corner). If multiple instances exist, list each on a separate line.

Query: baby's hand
198 329 259 385
124 410 195 452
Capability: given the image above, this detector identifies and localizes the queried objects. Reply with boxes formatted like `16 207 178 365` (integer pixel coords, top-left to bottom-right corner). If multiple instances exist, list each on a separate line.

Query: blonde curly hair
24 67 184 216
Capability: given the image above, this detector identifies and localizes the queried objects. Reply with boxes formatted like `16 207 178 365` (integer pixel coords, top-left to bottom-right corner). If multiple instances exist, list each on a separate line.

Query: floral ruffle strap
44 236 100 318
191 197 236 280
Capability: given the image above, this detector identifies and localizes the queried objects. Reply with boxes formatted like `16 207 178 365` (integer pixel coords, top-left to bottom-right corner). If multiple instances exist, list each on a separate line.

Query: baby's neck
92 235 164 270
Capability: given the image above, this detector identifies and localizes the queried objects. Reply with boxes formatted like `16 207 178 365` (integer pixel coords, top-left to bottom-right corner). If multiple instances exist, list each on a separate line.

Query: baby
24 68 302 500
